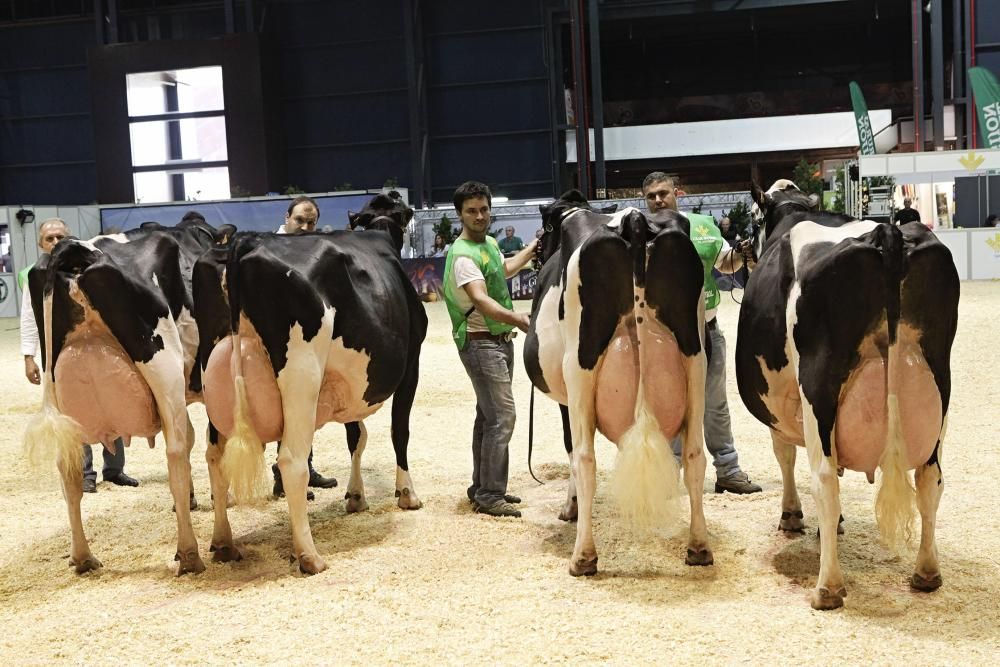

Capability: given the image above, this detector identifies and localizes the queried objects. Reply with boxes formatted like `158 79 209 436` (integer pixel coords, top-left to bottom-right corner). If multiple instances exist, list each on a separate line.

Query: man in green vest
642 172 762 494
444 181 537 518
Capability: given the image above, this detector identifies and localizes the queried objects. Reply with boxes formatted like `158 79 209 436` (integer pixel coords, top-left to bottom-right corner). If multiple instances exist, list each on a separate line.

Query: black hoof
779 510 805 533
209 544 243 563
569 555 598 576
685 548 714 566
911 572 943 592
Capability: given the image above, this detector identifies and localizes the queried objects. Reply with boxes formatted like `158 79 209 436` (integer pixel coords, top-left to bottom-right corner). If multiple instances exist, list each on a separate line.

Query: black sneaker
105 472 139 487
83 478 97 493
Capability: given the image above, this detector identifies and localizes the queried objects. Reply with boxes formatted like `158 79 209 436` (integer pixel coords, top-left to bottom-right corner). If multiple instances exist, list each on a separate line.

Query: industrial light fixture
492 196 509 203
15 208 35 225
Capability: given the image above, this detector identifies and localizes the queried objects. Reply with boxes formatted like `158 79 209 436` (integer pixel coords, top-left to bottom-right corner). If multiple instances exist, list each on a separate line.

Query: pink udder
55 336 159 444
203 337 284 442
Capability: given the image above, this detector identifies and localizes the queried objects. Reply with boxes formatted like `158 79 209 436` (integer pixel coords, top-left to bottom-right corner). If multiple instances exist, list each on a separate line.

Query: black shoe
105 472 139 487
272 464 284 498
504 494 521 504
476 500 521 518
308 470 338 489
714 471 762 494
83 478 97 493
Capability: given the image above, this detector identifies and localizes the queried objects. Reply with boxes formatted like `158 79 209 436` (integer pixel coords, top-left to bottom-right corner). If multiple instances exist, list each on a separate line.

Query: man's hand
24 356 41 385
736 239 754 257
513 312 531 333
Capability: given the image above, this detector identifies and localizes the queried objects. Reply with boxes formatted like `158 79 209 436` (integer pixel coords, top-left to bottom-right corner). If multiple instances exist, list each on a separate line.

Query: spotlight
15 208 35 225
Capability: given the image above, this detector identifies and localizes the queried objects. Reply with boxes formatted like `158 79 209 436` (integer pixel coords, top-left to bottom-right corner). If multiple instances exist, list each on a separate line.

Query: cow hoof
569 555 598 577
345 491 369 513
816 515 845 537
209 544 243 563
779 510 805 532
810 586 846 610
71 555 103 574
175 551 206 575
910 572 943 592
297 554 327 575
395 487 422 510
685 547 714 566
558 498 578 522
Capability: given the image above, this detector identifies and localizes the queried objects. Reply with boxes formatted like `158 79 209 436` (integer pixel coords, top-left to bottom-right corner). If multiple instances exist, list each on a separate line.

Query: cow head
348 191 413 253
536 189 594 267
749 179 820 260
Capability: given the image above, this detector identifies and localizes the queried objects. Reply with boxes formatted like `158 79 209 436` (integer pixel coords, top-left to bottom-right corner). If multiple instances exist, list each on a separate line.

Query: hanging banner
849 81 876 155
968 67 1000 149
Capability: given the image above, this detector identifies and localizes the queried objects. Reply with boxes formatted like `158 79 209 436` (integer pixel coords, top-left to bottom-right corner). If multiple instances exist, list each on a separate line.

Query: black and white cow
347 190 413 253
736 179 960 609
524 190 712 576
23 219 231 575
195 225 427 574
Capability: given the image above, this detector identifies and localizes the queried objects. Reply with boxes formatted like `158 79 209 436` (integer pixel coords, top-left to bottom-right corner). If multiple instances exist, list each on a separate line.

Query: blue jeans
82 438 125 482
672 321 740 479
458 338 516 507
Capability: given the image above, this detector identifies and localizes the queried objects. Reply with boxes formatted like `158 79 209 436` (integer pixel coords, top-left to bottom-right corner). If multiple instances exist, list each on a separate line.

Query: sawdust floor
1 282 999 665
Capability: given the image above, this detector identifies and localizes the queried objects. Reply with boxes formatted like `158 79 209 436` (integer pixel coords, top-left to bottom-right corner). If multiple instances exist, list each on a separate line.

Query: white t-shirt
450 256 490 333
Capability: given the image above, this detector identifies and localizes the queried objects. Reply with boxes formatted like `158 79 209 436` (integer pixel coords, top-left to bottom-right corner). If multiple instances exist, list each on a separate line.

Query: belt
466 331 516 342
706 318 718 331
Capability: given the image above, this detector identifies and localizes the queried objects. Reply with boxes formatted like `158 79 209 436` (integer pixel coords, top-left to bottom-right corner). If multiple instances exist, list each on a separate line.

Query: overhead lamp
15 208 35 225
492 196 509 203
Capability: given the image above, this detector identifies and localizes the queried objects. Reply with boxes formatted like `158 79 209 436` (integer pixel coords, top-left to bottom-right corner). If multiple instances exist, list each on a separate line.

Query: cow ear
750 181 770 208
807 193 821 209
539 203 552 218
348 211 359 229
404 206 414 223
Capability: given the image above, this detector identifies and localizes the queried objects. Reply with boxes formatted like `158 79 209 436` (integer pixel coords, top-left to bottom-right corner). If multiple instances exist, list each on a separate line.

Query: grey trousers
82 438 125 481
672 321 741 479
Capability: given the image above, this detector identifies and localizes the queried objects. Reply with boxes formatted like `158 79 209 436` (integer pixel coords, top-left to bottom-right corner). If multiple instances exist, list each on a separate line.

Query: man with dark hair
444 181 537 517
894 198 920 225
271 197 337 499
280 196 320 234
642 173 762 495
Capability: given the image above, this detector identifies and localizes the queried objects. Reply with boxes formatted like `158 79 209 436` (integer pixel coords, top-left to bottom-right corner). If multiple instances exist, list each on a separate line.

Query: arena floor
1 282 998 664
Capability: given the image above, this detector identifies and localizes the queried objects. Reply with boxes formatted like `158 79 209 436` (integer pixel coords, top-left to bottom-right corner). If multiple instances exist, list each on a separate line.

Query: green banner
849 81 876 155
969 67 1000 149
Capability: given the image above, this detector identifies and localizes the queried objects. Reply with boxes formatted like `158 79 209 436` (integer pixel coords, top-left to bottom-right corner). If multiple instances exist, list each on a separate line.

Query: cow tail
220 237 266 503
608 385 681 534
874 222 914 550
23 289 85 482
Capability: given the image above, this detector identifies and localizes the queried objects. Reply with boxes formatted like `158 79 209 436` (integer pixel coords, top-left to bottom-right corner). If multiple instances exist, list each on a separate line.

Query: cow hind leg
911 447 943 592
58 448 102 574
803 407 845 610
558 405 578 522
344 422 369 513
771 432 804 533
390 355 422 510
206 425 241 563
681 355 712 566
565 373 599 577
168 414 205 575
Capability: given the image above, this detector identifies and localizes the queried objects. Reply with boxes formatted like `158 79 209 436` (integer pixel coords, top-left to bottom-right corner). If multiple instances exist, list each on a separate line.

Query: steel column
930 0 944 149
404 0 430 208
912 0 923 152
953 0 965 149
588 0 605 197
569 0 590 198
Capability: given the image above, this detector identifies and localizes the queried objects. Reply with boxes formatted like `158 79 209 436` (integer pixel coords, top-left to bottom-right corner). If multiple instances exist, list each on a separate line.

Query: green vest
687 213 723 311
443 237 515 349
17 264 33 290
